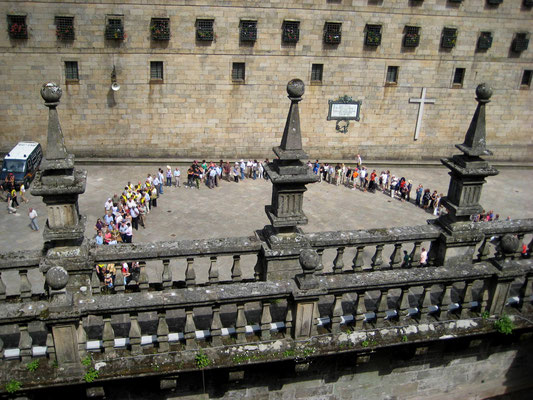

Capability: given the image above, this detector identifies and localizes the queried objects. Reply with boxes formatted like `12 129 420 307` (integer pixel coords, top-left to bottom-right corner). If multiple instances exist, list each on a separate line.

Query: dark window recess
441 27 458 49
477 32 493 50
196 19 214 41
151 18 170 40
65 61 79 81
150 61 164 80
311 64 323 82
365 25 382 46
524 0 533 8
448 0 463 3
8 15 28 39
386 66 398 84
240 20 257 42
512 33 529 52
487 0 503 5
453 68 465 86
232 62 245 82
324 22 341 44
282 21 300 43
521 70 532 87
403 26 420 48
105 18 124 40
56 16 75 40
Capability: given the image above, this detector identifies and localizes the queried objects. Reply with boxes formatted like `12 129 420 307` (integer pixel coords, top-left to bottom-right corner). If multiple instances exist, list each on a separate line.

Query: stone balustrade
0 250 44 301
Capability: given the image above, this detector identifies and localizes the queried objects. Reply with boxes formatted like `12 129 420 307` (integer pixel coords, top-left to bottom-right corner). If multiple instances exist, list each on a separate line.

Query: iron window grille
512 33 529 53
311 64 323 83
324 22 341 44
282 21 300 43
232 62 245 82
151 18 170 41
240 20 257 42
65 61 79 81
8 15 28 39
55 16 74 40
477 32 493 50
521 70 532 87
441 27 457 49
196 19 214 41
403 26 420 48
365 25 382 46
386 66 399 84
453 68 465 87
105 17 124 40
524 0 533 7
150 61 164 81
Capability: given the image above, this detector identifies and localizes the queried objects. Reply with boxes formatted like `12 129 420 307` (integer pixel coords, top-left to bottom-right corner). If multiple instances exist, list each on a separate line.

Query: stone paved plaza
1 162 531 252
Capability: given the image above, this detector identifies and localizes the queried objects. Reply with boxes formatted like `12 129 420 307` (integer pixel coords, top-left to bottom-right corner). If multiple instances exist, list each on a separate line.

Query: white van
1 142 43 190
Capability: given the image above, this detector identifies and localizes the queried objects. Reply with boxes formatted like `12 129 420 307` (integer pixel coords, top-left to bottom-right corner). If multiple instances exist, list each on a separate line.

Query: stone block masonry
0 0 532 161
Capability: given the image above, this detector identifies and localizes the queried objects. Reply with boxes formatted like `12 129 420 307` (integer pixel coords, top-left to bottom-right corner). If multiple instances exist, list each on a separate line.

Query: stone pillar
434 84 499 267
261 79 319 280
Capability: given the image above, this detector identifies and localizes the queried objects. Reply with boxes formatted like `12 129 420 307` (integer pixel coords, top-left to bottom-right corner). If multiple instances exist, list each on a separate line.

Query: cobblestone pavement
1 163 531 252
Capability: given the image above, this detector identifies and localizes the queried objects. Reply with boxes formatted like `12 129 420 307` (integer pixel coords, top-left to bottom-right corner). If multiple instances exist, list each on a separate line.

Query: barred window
150 61 164 81
453 68 465 87
282 21 300 43
240 20 257 42
386 66 398 84
311 64 323 83
232 62 245 82
55 16 75 40
8 15 28 39
324 22 341 44
151 18 170 41
196 19 214 41
65 61 79 81
521 70 532 87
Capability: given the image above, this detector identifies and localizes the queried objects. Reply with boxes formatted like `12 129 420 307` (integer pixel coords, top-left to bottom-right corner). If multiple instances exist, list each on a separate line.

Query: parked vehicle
0 141 43 191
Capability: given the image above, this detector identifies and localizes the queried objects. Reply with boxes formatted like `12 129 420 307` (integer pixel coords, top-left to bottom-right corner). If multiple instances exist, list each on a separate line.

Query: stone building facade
1 0 532 161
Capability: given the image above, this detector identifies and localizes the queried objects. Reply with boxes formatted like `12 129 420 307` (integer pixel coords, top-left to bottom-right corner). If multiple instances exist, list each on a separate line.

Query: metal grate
240 21 257 42
386 66 398 84
105 17 124 40
150 61 164 80
324 22 341 44
512 33 529 53
453 68 465 86
311 64 323 82
282 21 299 43
232 62 245 82
477 32 492 51
65 61 79 80
8 15 28 39
403 26 420 47
55 16 74 40
196 19 214 41
365 24 382 46
151 18 170 41
521 70 532 87
441 27 457 49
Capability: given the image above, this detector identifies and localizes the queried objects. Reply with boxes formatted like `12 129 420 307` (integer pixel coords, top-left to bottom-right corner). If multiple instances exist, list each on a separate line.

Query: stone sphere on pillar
299 249 319 273
46 266 69 290
475 83 492 102
287 79 305 98
40 82 62 103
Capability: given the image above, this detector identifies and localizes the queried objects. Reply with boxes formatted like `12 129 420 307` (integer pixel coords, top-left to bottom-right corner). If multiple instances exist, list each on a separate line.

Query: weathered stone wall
0 0 532 160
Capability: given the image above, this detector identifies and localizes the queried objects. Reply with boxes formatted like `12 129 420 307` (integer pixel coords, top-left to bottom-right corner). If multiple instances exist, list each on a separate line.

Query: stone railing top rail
0 250 42 270
475 218 533 235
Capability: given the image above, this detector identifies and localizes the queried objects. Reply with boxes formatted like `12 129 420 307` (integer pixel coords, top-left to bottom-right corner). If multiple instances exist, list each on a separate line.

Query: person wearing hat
166 166 172 187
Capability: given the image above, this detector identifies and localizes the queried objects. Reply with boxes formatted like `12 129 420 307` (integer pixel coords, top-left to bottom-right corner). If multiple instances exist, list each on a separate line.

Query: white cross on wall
409 88 436 141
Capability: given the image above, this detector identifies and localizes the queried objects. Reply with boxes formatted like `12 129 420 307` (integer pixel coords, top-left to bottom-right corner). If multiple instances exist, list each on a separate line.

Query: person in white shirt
173 167 181 187
420 248 428 266
28 208 39 231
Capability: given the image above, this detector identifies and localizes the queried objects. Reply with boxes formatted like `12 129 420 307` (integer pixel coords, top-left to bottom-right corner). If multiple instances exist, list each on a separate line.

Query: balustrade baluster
19 269 32 300
399 287 411 321
441 284 457 318
210 305 223 346
260 301 273 340
138 261 149 291
162 259 172 289
157 311 170 353
371 245 384 269
316 248 324 273
102 316 115 355
427 242 438 266
480 281 490 312
333 247 345 274
331 295 343 334
0 272 6 301
355 291 367 329
91 268 101 295
389 244 403 269
114 268 125 293
0 337 4 360
19 324 32 362
185 258 196 286
231 255 242 282
46 331 56 362
284 306 293 337
461 281 475 318
352 246 365 272
129 313 142 355
208 256 219 284
376 290 388 325
235 303 247 344
420 285 433 321
253 255 262 281
528 236 533 256
477 237 490 261
522 276 532 311
516 234 525 259
77 321 87 358
184 308 197 349
410 242 422 268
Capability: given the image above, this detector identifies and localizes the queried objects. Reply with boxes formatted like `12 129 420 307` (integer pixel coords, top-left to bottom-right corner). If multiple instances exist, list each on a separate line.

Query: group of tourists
184 159 269 188
95 261 141 290
2 172 29 214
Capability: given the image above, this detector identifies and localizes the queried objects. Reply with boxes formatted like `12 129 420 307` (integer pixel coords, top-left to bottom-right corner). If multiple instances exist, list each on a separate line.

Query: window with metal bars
105 16 124 40
196 19 214 41
232 62 245 82
240 20 257 42
311 64 323 83
512 33 529 53
55 16 74 40
521 70 532 87
386 66 398 84
324 22 341 44
403 26 420 48
365 25 382 46
65 61 79 81
282 21 300 43
477 32 492 51
452 68 465 87
150 61 164 81
8 15 28 39
151 18 170 41
441 27 457 49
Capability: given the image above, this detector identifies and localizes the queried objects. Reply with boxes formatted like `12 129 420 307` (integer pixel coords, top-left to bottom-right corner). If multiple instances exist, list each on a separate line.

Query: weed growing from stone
26 359 40 372
481 311 490 319
84 368 99 383
494 315 514 335
401 335 408 343
195 351 211 369
81 355 92 367
5 379 21 394
361 340 369 347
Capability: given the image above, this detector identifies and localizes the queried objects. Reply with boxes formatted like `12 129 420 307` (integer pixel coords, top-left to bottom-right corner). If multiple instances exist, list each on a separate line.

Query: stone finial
41 82 62 104
40 82 69 161
456 83 493 157
279 79 306 153
46 266 69 290
299 249 319 274
287 78 305 99
499 234 519 256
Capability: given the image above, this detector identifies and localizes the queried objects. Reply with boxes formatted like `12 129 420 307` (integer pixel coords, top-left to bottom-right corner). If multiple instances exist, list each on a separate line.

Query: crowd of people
2 172 29 214
184 159 270 188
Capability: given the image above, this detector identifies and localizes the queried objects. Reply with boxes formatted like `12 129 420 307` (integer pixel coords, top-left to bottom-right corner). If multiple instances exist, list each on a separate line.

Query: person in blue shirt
95 230 104 245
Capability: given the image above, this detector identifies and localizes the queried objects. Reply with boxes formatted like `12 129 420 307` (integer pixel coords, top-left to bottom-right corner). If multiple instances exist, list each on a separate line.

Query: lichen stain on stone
456 319 478 329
